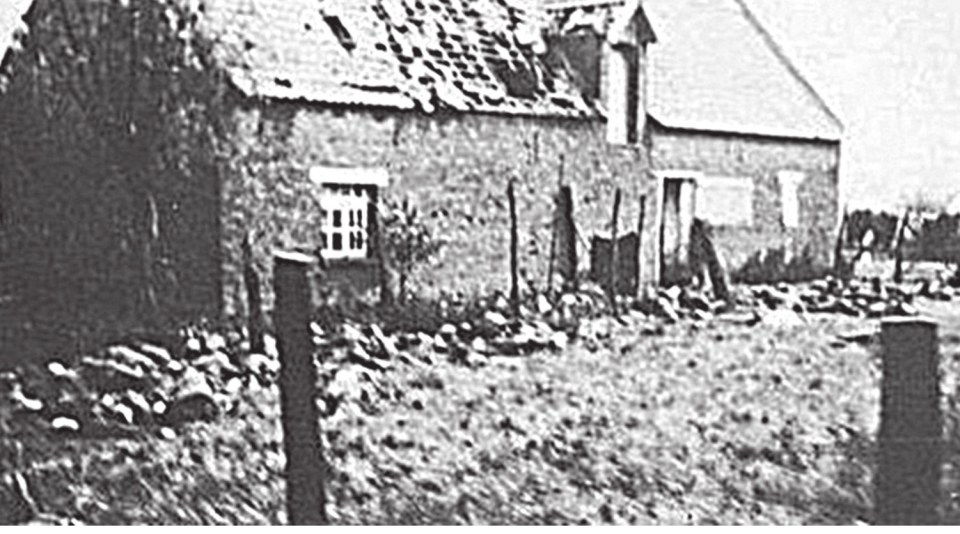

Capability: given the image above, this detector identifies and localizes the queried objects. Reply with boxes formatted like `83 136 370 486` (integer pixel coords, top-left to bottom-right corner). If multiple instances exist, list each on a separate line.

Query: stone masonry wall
649 124 841 279
220 103 655 318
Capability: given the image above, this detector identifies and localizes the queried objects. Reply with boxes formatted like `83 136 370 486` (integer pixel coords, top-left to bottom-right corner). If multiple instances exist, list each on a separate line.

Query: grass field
7 290 960 525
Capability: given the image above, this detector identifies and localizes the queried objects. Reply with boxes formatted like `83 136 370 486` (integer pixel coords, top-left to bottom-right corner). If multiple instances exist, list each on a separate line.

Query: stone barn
642 0 843 284
207 0 660 316
0 0 658 353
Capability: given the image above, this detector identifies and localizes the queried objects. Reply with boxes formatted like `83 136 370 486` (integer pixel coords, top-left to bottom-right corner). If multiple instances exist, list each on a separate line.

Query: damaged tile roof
642 0 843 141
202 0 596 117
542 0 656 47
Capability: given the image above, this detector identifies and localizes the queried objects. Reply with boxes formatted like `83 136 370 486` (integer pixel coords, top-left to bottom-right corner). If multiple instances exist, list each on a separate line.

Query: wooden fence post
835 207 850 279
692 219 732 304
274 251 326 525
876 317 942 525
608 188 622 313
508 179 520 317
636 194 647 299
892 209 910 284
242 234 266 354
557 185 577 291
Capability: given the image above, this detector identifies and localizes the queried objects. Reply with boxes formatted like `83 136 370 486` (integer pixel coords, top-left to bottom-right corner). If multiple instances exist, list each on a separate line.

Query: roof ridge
731 0 844 134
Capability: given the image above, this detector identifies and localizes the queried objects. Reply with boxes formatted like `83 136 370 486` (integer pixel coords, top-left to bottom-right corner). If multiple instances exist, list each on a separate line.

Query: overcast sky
746 0 960 211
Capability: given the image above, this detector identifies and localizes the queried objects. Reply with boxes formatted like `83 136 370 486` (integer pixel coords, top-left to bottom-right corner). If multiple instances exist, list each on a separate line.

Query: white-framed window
778 170 805 229
696 175 754 227
309 166 388 261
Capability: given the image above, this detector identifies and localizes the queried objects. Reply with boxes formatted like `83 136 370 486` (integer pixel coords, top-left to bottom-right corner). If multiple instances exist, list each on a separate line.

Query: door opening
659 175 698 286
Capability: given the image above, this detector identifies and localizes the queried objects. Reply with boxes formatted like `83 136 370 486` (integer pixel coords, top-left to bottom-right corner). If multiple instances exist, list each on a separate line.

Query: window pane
696 176 753 226
316 179 375 259
778 171 804 229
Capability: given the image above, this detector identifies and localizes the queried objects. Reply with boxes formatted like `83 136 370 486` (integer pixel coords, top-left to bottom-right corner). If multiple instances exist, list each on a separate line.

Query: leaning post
608 188 622 313
242 234 266 354
508 179 520 317
876 317 942 525
635 194 647 299
274 251 326 525
557 184 577 291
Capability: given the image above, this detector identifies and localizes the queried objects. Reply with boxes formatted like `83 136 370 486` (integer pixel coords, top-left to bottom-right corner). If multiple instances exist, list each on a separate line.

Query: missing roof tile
550 95 575 109
486 57 538 99
323 14 357 51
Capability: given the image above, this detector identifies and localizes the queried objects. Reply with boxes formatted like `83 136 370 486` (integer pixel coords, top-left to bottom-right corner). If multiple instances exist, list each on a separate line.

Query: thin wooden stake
693 219 732 304
547 201 558 292
547 157 568 292
876 317 942 525
609 188 622 313
636 194 647 298
508 179 520 317
557 154 565 188
274 251 326 525
242 234 265 354
374 194 395 307
557 185 577 290
893 209 910 284
835 206 850 279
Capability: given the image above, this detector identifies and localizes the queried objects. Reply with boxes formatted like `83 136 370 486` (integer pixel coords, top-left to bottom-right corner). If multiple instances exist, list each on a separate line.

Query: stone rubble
0 274 951 443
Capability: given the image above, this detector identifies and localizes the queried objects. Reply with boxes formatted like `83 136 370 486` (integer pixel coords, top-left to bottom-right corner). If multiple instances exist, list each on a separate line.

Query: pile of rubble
2 275 955 440
641 286 730 324
0 284 635 439
0 331 281 440
639 275 960 324
0 295 574 438
746 276 960 318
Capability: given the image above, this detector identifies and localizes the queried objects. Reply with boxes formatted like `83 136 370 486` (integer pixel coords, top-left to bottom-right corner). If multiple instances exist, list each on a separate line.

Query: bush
380 198 445 302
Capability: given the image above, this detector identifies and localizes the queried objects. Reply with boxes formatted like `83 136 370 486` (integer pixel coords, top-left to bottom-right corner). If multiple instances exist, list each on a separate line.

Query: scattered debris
0 272 947 449
50 416 80 433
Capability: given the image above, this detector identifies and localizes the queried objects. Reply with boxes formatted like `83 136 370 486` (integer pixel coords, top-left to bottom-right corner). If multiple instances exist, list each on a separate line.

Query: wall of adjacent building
648 123 841 282
221 102 656 318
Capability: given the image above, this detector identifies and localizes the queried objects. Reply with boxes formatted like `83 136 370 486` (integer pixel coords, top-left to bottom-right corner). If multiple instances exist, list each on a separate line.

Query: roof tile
203 0 592 117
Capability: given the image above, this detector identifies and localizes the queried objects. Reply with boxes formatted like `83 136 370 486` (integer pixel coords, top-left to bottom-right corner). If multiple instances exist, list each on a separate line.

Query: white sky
746 0 960 211
0 0 30 55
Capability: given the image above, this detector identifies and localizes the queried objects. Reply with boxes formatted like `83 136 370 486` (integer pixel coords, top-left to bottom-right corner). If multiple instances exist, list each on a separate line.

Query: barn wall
649 124 841 281
221 103 656 318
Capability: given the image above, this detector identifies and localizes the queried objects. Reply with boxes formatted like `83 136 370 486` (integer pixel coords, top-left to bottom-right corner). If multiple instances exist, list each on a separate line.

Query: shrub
380 198 445 302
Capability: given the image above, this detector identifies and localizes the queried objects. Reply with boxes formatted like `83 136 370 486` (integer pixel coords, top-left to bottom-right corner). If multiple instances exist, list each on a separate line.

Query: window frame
652 170 702 284
778 170 805 229
309 166 388 262
695 174 755 228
